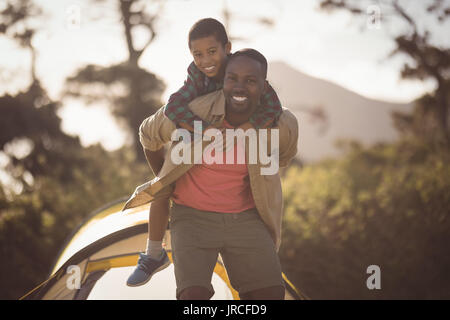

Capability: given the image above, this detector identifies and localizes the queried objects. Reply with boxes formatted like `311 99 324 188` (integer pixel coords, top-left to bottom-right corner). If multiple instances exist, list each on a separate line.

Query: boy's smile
190 35 231 80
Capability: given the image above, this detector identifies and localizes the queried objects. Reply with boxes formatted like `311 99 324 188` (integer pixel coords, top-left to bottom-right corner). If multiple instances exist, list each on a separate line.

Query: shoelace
136 253 165 273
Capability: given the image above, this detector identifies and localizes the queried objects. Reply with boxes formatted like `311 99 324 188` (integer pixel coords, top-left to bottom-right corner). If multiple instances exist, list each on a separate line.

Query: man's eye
247 79 255 84
194 53 202 58
208 50 216 55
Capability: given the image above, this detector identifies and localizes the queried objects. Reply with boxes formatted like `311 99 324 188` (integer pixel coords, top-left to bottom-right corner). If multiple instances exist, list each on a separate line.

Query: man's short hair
227 48 268 79
188 18 229 48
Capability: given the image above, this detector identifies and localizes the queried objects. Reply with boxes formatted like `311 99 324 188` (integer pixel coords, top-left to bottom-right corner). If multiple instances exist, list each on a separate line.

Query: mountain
267 61 414 163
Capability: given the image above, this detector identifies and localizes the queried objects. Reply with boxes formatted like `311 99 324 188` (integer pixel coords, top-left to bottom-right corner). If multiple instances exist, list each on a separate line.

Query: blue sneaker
126 250 170 287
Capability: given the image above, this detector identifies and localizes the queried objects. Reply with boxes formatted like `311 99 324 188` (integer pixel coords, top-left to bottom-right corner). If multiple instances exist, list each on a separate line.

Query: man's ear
263 80 269 93
225 41 232 54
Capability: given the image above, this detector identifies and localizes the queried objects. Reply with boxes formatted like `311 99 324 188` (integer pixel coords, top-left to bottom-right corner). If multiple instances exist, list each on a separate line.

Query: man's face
190 35 231 79
223 55 266 115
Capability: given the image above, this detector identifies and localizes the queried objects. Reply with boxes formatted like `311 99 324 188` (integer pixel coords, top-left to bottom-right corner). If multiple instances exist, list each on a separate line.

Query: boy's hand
178 122 195 133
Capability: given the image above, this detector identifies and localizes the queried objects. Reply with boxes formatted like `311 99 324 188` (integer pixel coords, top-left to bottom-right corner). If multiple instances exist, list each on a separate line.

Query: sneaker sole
126 259 171 287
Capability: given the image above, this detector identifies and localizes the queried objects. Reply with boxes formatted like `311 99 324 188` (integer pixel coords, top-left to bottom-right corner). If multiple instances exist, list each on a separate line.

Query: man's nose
233 79 246 90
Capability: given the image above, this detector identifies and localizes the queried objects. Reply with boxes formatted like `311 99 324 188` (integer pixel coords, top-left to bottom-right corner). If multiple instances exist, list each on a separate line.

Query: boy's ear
225 41 232 54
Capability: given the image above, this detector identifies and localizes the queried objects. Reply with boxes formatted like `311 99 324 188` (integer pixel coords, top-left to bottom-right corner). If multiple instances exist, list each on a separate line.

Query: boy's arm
249 82 283 129
164 61 211 132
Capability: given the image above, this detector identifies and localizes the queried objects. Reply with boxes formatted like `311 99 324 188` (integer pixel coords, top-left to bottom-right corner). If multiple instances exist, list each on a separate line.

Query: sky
1 0 447 150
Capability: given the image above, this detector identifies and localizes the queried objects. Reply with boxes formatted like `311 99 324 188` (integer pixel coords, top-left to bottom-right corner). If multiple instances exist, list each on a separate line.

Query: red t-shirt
172 121 255 213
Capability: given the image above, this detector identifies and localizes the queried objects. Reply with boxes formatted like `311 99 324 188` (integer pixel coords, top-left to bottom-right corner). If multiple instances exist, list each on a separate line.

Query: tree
64 0 166 162
280 139 450 298
220 0 275 42
0 0 42 83
276 0 450 299
320 0 450 145
0 0 151 299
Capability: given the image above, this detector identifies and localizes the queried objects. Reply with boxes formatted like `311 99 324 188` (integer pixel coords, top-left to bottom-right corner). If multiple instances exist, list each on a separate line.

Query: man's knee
240 285 285 300
178 286 213 300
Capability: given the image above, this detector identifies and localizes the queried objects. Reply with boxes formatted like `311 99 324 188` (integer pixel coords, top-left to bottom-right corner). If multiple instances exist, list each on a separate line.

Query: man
125 49 299 300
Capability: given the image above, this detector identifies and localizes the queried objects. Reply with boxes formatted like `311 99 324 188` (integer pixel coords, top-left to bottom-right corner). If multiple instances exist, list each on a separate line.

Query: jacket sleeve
163 61 210 131
249 82 283 129
278 109 299 168
139 106 177 151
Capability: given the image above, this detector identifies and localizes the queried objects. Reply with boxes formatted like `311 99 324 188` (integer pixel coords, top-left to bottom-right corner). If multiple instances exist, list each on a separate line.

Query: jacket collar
211 90 226 116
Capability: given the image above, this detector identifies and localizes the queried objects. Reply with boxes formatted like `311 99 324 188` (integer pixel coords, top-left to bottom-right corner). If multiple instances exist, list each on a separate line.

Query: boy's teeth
205 66 214 71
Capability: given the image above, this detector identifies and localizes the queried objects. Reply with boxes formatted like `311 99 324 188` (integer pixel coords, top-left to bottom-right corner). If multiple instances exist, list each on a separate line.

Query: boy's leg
146 197 170 259
148 197 170 240
127 197 171 287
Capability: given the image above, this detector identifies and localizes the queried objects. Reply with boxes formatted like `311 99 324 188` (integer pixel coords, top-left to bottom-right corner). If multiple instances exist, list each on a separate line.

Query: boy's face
223 55 267 116
190 35 231 79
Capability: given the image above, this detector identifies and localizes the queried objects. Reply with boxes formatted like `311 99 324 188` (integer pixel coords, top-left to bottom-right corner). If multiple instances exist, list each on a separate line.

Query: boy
126 18 282 287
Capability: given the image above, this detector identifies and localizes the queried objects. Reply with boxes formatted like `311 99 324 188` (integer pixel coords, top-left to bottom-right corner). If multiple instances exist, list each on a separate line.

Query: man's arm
139 105 176 152
278 109 299 168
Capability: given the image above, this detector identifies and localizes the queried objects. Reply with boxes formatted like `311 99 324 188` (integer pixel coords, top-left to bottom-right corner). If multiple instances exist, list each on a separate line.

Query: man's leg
179 286 214 300
170 203 221 300
221 209 285 300
239 285 285 300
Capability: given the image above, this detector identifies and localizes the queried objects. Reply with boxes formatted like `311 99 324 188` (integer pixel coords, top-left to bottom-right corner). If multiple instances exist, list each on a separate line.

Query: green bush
280 139 450 299
0 146 150 299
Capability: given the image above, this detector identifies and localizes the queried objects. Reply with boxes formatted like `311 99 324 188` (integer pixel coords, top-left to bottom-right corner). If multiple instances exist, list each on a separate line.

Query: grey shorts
169 203 284 299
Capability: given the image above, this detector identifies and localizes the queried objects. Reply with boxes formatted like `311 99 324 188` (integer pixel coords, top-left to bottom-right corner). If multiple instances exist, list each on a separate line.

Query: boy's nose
200 56 212 66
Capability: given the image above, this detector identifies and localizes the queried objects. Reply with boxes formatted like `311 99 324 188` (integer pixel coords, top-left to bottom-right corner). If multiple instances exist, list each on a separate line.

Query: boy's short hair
188 18 229 48
228 48 268 79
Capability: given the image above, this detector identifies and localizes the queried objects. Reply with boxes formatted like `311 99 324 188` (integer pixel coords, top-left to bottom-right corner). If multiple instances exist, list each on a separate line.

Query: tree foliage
0 0 42 81
278 0 450 299
0 0 152 299
65 0 166 162
321 0 450 144
0 83 151 299
280 139 450 299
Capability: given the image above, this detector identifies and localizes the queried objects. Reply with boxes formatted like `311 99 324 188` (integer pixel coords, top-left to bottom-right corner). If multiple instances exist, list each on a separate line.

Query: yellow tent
21 198 306 300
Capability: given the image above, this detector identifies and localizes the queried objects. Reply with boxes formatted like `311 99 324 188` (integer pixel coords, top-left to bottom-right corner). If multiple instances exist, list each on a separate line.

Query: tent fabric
21 198 306 300
74 270 107 300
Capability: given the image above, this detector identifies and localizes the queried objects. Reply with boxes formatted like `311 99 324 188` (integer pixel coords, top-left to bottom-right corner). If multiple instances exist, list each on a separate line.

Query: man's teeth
205 66 215 71
233 96 247 102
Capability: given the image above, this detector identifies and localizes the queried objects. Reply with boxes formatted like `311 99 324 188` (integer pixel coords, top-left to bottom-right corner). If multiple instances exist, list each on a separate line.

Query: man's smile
232 95 248 103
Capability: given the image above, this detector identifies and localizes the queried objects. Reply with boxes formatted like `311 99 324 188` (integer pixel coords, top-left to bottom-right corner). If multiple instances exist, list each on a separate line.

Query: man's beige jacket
123 90 299 250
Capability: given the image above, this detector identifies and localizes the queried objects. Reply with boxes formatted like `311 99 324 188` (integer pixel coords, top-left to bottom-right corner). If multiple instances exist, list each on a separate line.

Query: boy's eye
246 79 256 84
208 49 216 55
